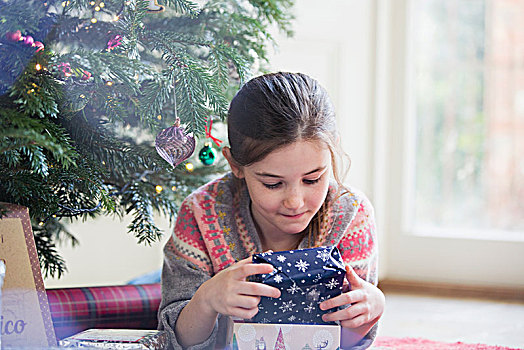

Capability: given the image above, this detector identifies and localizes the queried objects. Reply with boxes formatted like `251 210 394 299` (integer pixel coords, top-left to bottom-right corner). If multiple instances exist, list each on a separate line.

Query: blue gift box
249 246 346 325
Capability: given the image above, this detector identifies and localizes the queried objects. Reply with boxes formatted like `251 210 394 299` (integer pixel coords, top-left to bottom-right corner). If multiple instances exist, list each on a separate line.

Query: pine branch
165 0 201 18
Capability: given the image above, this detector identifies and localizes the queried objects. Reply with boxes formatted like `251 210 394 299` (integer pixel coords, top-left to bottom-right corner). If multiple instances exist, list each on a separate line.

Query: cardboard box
227 321 341 350
0 203 57 348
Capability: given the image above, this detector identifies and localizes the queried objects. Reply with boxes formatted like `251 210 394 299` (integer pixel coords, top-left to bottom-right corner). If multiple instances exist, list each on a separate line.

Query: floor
376 291 524 348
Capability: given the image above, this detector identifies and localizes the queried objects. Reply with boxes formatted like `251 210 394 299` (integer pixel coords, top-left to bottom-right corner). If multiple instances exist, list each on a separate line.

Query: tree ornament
22 35 34 46
107 35 122 51
145 0 164 12
155 118 195 168
5 30 22 42
33 41 45 52
81 70 92 80
198 142 217 166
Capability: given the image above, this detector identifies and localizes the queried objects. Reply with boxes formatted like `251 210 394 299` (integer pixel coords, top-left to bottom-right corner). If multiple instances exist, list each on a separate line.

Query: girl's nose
283 188 304 210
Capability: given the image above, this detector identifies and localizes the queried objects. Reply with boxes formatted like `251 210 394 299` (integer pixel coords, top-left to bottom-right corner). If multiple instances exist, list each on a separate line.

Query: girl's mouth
281 212 305 219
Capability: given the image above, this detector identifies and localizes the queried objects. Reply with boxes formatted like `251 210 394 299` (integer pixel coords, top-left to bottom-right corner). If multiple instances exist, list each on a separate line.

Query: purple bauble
155 119 195 168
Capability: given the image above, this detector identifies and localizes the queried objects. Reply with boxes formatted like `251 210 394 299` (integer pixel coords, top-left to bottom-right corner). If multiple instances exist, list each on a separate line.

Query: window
409 0 524 236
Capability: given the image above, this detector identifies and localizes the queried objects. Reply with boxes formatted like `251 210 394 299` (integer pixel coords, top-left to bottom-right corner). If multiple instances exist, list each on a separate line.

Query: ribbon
205 117 223 147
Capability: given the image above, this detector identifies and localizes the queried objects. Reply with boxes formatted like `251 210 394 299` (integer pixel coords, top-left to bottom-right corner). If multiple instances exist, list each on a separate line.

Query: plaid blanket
46 283 161 339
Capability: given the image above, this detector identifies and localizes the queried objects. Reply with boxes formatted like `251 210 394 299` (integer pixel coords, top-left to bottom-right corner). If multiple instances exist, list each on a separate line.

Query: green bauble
198 143 217 165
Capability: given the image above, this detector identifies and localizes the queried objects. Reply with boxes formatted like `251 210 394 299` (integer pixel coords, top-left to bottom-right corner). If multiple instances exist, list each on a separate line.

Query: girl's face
230 140 331 246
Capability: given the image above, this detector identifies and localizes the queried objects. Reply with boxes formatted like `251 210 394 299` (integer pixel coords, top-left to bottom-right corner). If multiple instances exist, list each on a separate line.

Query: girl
158 72 385 349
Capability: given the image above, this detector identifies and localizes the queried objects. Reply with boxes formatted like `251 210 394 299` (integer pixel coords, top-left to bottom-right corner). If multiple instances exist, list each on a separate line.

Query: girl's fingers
345 265 363 288
340 314 369 329
228 294 261 310
229 306 260 320
239 280 281 298
234 262 275 280
319 290 365 310
321 303 367 323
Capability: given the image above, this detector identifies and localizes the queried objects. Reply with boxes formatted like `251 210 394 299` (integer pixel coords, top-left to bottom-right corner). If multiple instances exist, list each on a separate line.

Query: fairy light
35 63 42 70
155 185 163 194
171 186 177 191
91 18 97 23
102 160 106 165
38 221 44 226
80 94 85 98
99 2 105 7
52 214 57 218
157 115 162 120
95 5 100 11
113 15 119 21
185 163 194 172
106 81 113 86
89 1 95 4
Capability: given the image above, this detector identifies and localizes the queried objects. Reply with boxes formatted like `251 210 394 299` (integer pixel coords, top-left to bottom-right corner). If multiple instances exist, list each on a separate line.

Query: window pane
411 0 524 233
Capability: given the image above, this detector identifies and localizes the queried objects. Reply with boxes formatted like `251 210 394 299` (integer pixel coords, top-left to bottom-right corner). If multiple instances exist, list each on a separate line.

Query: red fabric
46 283 161 340
374 337 522 350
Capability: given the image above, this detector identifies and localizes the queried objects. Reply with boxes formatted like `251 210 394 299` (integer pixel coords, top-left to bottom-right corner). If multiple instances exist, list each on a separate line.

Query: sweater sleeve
337 193 379 349
157 196 219 350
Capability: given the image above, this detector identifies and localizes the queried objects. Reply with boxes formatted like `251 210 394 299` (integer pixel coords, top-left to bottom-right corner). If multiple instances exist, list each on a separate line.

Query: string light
185 163 194 172
106 81 113 86
91 18 98 23
157 115 162 120
35 63 42 70
95 5 100 11
155 185 163 194
113 15 119 21
80 94 85 98
99 2 105 7
38 221 44 226
102 160 106 165
89 1 95 5
171 186 177 191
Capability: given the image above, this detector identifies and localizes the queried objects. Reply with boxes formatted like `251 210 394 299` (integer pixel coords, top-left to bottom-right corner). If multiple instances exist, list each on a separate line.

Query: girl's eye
303 178 321 185
263 182 281 189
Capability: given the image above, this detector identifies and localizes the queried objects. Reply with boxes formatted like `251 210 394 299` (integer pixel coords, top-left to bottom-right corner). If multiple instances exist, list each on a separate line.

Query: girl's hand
197 256 281 319
319 265 385 328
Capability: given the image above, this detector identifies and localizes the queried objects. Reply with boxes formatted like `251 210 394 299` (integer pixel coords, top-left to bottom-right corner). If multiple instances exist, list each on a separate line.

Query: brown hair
227 72 350 247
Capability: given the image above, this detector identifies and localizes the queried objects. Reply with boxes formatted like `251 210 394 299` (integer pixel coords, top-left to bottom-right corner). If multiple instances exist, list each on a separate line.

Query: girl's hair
227 72 350 247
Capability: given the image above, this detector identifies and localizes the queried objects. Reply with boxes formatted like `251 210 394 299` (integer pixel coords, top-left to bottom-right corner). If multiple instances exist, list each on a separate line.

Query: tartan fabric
46 283 161 340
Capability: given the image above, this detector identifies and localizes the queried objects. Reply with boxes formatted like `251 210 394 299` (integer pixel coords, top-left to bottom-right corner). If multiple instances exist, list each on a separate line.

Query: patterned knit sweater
158 173 378 349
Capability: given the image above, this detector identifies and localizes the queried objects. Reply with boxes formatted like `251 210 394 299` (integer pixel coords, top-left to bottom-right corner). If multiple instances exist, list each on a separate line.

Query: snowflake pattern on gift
295 259 310 272
279 300 296 312
316 248 331 262
250 246 345 325
326 278 340 290
306 288 321 302
287 283 301 295
276 255 287 263
304 302 315 313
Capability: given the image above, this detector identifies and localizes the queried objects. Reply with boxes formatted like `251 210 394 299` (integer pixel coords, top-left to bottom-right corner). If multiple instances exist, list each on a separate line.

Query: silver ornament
155 118 195 168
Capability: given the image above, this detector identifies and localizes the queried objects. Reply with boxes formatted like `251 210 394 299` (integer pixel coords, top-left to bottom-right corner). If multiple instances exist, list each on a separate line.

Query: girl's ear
222 147 245 179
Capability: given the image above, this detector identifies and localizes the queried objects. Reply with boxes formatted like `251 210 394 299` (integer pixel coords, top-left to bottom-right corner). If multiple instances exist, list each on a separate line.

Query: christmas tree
273 328 285 350
0 0 294 278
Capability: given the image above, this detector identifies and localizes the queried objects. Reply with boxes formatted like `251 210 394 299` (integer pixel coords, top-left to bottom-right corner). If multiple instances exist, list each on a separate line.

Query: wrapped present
59 329 168 349
226 321 341 350
249 246 346 325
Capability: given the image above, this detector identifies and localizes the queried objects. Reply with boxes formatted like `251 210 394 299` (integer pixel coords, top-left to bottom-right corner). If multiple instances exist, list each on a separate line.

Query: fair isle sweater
158 173 378 349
